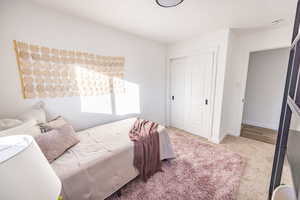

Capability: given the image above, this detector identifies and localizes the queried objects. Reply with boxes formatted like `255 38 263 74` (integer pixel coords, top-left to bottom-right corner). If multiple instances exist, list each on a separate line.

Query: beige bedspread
51 118 175 200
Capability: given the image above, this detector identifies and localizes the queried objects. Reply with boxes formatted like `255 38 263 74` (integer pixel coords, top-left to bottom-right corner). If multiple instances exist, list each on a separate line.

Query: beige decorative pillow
17 104 46 123
0 119 23 131
39 116 68 133
35 124 79 163
0 119 41 137
47 116 68 128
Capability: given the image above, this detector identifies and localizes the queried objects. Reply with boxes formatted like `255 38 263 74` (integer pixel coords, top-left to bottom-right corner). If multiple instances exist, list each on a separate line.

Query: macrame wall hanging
13 40 125 99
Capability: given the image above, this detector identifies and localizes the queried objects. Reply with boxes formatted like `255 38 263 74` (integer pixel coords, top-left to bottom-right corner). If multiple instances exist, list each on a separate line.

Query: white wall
222 26 292 136
242 48 289 130
0 0 167 130
219 30 237 140
167 29 231 143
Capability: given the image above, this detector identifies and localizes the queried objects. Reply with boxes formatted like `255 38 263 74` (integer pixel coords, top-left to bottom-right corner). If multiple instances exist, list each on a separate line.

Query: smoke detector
271 19 285 25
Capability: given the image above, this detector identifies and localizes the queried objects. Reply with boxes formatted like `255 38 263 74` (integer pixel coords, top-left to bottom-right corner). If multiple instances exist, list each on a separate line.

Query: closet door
170 57 187 130
184 53 214 139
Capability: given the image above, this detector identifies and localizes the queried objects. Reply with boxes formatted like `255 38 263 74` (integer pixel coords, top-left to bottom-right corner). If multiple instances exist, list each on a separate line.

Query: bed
51 118 175 200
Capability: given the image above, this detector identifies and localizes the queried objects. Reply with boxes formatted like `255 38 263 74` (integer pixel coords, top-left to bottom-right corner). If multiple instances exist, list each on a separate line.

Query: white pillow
17 107 46 124
0 119 42 137
0 119 23 131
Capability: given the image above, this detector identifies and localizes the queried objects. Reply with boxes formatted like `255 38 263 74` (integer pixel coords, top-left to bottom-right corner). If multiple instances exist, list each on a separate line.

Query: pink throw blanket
129 119 162 181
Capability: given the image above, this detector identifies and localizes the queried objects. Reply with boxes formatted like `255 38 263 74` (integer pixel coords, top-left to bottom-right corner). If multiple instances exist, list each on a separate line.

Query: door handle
205 99 208 105
172 96 175 101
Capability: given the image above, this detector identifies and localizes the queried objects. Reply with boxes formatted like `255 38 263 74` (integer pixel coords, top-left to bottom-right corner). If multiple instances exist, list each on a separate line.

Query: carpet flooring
108 129 245 200
169 129 292 200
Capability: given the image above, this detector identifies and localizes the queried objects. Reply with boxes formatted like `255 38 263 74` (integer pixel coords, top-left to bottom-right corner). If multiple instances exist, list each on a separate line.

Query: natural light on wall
76 66 112 114
76 66 140 115
80 95 113 114
114 78 140 115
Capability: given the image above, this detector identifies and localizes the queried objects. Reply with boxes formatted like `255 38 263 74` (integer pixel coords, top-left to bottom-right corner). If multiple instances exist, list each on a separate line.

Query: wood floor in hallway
240 124 277 144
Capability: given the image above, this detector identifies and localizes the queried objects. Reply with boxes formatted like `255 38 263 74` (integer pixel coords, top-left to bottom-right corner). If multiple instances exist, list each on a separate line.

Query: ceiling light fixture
156 0 184 8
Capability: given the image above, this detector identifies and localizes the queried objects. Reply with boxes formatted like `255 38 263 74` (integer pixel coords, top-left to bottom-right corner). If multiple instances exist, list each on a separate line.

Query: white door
184 53 214 138
170 57 187 130
170 52 214 139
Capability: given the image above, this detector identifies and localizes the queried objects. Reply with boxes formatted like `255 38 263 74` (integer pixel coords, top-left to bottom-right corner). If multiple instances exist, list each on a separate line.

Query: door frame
240 47 290 130
166 47 219 142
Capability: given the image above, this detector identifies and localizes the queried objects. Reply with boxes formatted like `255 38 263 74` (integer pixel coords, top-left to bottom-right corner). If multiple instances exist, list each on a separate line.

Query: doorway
169 52 215 139
241 47 290 144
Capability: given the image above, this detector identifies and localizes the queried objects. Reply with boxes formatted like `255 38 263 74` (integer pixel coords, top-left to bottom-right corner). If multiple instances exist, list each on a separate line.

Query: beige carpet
169 128 292 200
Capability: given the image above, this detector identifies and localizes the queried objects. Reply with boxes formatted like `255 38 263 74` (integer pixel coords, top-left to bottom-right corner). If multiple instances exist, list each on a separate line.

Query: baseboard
210 133 226 144
242 120 278 130
210 137 221 144
227 129 240 137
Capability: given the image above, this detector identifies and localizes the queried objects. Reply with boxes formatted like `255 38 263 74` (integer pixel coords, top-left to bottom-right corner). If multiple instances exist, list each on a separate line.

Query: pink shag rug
108 130 245 200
